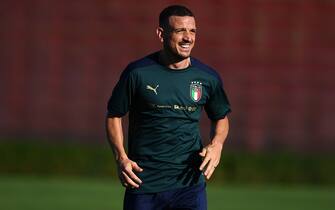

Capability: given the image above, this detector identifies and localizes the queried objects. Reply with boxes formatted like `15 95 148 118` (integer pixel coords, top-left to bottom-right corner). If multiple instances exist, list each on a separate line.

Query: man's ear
156 27 164 43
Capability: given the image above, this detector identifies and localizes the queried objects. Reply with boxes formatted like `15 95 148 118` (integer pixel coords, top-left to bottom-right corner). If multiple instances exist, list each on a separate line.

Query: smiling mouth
179 43 192 50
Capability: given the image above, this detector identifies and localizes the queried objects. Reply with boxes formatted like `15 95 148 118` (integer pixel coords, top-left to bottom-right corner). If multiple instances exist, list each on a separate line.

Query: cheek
169 38 179 47
170 35 182 43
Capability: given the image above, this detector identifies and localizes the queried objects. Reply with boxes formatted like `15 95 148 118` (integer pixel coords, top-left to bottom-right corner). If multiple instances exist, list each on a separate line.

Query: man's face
162 16 196 59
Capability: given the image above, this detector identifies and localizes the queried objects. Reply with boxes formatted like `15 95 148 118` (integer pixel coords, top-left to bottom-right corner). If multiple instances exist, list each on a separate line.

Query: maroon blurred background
1 0 334 153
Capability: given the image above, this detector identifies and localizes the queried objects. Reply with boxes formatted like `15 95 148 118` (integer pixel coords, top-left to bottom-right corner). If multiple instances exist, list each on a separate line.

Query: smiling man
106 5 231 210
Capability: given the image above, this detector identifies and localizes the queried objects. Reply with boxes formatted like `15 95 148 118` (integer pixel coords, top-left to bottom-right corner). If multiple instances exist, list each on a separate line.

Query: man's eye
174 29 184 33
173 29 196 34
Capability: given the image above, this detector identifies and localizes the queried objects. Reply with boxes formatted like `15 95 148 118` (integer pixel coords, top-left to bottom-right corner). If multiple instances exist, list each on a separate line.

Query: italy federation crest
190 81 202 102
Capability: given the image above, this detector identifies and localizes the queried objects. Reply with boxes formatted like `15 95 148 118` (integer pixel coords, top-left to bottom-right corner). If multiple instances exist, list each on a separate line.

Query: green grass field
0 176 334 210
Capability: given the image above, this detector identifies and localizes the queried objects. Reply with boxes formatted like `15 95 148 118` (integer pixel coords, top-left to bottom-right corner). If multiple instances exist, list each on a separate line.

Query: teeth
181 44 190 48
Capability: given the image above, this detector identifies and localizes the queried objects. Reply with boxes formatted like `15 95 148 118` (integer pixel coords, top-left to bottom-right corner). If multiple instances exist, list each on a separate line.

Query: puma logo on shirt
146 84 159 95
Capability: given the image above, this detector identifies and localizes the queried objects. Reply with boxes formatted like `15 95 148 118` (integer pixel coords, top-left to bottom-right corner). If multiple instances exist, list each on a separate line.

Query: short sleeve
204 79 231 121
107 66 136 117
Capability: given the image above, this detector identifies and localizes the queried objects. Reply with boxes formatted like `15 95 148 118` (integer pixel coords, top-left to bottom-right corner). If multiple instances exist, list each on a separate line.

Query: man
106 5 231 210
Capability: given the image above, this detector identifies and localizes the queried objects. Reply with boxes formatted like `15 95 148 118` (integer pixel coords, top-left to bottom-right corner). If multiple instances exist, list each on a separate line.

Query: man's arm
199 116 229 180
105 116 143 188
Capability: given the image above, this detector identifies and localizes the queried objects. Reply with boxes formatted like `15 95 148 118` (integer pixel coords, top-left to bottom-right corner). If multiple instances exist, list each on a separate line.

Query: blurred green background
1 0 335 209
1 140 334 210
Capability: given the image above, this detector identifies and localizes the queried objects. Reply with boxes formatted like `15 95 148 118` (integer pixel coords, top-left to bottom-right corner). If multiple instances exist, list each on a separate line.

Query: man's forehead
168 15 196 28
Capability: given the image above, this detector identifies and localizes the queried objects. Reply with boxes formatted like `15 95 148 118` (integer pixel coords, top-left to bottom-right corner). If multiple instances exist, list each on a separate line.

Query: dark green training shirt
107 52 231 193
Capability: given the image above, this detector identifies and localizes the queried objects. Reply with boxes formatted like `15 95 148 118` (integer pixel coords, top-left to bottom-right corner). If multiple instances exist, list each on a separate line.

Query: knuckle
125 168 133 174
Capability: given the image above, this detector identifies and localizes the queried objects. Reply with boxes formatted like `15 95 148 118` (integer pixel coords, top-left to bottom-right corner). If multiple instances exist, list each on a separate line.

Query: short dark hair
159 5 194 29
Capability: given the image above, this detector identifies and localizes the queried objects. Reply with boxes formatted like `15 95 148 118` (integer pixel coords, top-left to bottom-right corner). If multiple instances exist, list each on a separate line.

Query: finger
122 171 140 188
199 148 206 157
122 181 128 187
125 168 142 184
205 166 216 180
199 155 211 171
132 162 144 172
204 160 214 176
119 171 126 182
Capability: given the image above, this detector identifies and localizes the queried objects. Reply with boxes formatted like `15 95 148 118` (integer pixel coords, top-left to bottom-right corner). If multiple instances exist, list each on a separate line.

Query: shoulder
121 52 159 78
190 57 223 85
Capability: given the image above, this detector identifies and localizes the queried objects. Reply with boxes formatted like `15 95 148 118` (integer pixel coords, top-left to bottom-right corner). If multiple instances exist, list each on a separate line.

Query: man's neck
158 50 191 70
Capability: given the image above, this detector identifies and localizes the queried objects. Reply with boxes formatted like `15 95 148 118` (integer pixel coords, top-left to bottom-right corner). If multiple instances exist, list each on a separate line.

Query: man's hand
199 142 223 180
117 158 143 188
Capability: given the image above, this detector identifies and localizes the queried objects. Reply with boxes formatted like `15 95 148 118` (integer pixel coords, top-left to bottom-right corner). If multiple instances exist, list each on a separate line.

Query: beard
163 43 192 61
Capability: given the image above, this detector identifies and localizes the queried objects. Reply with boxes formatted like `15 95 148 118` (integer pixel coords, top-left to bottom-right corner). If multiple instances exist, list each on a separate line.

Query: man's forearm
106 116 143 188
199 116 229 179
210 116 229 146
105 117 128 161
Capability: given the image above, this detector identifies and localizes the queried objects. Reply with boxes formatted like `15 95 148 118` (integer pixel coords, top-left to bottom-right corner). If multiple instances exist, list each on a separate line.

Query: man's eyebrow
174 28 186 30
172 27 197 31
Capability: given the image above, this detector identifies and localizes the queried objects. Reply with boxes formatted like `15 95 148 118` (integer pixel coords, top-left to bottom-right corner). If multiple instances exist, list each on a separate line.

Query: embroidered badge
190 81 202 102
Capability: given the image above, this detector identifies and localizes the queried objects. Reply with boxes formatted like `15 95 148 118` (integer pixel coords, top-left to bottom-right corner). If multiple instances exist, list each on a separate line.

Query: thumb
199 148 206 157
132 161 143 172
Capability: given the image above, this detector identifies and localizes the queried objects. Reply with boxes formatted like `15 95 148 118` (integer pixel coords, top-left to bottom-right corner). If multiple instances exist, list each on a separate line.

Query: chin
177 51 192 59
167 48 192 60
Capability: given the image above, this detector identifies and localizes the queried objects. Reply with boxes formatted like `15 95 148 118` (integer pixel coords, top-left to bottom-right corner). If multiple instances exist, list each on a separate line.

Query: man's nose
183 32 192 42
